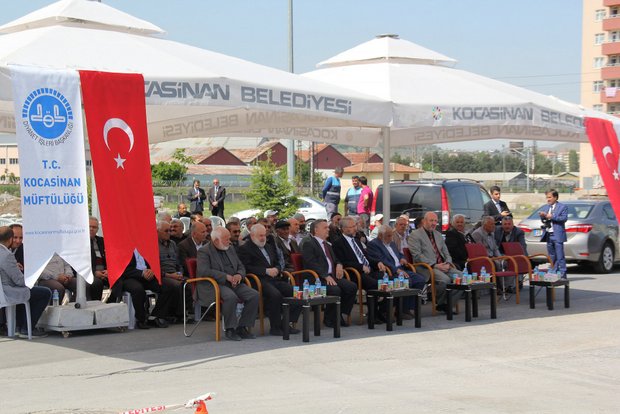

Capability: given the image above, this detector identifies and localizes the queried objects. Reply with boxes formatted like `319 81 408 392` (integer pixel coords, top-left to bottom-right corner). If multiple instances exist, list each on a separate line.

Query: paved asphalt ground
2 266 619 414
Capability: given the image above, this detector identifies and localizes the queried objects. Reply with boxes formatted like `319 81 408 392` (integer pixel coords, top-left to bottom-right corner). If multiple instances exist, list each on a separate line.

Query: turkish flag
80 71 160 287
585 117 620 220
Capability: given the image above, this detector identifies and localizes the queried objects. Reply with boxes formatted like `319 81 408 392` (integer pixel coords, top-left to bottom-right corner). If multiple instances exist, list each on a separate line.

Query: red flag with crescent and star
585 117 620 220
79 71 160 287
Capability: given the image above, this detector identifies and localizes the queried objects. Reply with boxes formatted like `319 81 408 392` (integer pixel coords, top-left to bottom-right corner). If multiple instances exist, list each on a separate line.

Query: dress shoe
269 328 284 336
400 311 415 320
135 321 150 329
288 326 300 334
225 328 242 341
373 315 385 325
236 326 256 339
148 317 169 328
435 304 449 314
324 319 335 328
17 329 48 339
340 317 350 327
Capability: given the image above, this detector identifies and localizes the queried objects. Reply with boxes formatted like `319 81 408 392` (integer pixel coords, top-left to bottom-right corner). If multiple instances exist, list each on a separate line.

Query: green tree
151 148 194 183
151 161 186 182
568 149 579 172
247 156 299 217
295 160 323 196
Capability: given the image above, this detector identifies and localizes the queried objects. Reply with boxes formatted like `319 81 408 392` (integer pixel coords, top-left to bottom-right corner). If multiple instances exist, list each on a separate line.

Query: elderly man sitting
196 227 259 341
445 214 474 271
367 225 427 318
473 215 515 292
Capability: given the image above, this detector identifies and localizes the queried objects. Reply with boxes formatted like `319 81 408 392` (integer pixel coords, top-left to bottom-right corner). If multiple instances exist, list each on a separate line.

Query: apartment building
580 0 620 188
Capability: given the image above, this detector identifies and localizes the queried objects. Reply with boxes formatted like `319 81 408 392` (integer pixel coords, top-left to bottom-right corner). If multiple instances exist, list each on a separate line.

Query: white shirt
384 242 400 268
313 235 333 275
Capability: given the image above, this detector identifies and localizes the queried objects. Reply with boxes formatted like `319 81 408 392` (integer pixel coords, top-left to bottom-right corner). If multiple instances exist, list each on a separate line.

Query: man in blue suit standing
539 189 568 278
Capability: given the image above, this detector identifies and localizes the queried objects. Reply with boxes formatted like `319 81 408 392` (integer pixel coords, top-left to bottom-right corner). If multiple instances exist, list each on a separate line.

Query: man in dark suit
483 185 511 226
367 224 426 317
208 178 226 219
187 179 207 214
495 216 527 255
238 224 301 336
196 227 259 341
332 216 381 293
116 251 175 329
177 222 207 276
540 189 568 278
300 219 357 327
274 219 299 272
445 214 473 270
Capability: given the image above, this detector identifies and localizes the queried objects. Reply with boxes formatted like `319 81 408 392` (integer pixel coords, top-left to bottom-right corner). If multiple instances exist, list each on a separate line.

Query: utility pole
286 0 296 184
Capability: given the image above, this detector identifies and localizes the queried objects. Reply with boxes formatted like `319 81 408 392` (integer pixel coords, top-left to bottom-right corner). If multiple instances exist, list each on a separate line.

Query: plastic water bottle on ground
52 289 59 307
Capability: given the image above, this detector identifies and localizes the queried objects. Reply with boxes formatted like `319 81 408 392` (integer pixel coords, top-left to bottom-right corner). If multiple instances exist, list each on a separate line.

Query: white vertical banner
11 66 93 287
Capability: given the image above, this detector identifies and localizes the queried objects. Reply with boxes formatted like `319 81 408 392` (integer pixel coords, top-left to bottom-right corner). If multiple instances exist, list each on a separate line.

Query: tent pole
382 127 391 221
286 0 296 184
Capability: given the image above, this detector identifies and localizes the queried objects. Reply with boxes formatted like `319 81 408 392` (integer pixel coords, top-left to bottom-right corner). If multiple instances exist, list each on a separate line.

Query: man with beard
238 224 301 336
170 219 187 244
177 221 208 276
196 227 259 341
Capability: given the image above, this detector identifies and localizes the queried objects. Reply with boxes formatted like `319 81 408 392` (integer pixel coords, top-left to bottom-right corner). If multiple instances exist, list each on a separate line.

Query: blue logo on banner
22 88 73 140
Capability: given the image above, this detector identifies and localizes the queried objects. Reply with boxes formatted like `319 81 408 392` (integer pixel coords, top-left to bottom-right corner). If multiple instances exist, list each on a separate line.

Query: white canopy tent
0 0 391 146
303 34 620 215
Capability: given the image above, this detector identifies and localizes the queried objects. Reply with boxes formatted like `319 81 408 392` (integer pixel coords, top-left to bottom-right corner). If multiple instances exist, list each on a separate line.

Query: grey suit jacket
195 242 246 304
0 244 29 304
407 227 453 266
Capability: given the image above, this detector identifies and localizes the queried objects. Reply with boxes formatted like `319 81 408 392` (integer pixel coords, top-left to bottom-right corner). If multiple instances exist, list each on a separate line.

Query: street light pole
286 0 296 184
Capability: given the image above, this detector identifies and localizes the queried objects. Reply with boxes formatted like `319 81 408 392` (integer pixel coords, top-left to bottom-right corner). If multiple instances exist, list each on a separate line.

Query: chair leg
6 305 16 337
24 302 32 340
358 289 364 325
122 292 135 330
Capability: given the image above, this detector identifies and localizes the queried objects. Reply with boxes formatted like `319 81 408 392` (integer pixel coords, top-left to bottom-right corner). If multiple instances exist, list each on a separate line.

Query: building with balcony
579 0 620 189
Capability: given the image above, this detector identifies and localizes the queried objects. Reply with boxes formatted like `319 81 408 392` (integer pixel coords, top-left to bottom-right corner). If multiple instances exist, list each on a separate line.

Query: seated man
327 212 343 243
473 215 513 291
8 223 23 270
38 253 103 303
226 221 242 250
177 222 208 276
292 213 308 245
174 203 192 219
238 224 301 336
300 219 357 328
445 214 473 271
89 217 108 300
157 220 185 321
368 214 384 241
0 226 51 338
274 219 299 272
407 212 461 314
196 227 259 341
367 225 427 317
240 216 257 241
495 216 527 255
332 216 387 321
170 219 187 245
393 215 411 254
116 249 175 329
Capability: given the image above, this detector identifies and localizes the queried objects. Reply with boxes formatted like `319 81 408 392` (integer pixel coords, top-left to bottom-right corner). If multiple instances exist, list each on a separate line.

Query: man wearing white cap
368 214 384 241
264 210 278 228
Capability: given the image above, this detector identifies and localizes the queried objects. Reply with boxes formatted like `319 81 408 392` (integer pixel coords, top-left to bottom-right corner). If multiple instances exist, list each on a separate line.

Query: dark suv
371 180 492 232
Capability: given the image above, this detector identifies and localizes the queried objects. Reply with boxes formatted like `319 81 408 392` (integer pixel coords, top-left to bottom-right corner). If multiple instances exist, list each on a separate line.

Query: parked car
517 199 619 273
232 196 328 226
371 180 492 232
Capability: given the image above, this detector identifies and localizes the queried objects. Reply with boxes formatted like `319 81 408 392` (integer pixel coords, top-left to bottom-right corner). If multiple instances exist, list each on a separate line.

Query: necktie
322 241 334 274
427 231 443 264
351 238 369 266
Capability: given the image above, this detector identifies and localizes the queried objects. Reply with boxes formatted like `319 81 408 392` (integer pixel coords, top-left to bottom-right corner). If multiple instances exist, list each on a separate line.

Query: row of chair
181 241 552 341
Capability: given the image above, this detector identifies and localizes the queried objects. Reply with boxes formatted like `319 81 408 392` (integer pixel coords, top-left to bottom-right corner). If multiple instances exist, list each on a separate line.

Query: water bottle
480 266 487 279
235 302 244 319
52 289 59 307
398 274 405 289
315 278 322 297
383 272 389 285
302 279 310 299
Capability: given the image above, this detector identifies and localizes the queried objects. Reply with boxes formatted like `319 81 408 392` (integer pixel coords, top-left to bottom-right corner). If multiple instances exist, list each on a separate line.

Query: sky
2 0 584 151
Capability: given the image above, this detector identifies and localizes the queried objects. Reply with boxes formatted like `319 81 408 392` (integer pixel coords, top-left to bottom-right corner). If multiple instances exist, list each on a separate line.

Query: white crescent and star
602 145 620 180
103 118 134 169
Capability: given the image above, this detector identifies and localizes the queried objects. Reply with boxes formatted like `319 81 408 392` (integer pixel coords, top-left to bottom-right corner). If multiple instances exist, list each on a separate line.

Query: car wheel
594 242 614 273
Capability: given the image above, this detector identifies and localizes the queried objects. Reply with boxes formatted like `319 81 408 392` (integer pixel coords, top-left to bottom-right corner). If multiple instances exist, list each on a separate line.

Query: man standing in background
322 167 343 216
357 176 372 233
187 179 207 215
208 178 226 220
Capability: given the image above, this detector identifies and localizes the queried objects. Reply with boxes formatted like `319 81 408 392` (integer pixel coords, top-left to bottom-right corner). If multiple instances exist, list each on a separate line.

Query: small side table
282 296 341 342
529 279 569 310
446 282 497 322
366 288 422 331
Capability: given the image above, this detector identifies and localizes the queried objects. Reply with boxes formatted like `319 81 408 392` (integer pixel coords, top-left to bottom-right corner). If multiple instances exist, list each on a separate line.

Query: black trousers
121 277 176 323
260 277 301 329
323 277 357 324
